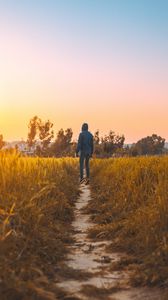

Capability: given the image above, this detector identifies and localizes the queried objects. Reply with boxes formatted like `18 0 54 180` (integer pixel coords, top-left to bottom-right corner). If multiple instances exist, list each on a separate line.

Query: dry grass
0 151 79 299
88 156 168 287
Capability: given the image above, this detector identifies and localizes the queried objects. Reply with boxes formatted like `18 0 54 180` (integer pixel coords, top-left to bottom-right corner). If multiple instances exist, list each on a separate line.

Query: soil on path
56 184 166 300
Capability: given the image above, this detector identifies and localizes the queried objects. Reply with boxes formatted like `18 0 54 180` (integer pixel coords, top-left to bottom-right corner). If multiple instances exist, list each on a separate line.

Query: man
76 123 93 184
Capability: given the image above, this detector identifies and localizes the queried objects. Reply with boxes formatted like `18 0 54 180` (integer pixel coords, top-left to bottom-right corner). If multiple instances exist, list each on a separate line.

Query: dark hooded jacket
76 123 93 156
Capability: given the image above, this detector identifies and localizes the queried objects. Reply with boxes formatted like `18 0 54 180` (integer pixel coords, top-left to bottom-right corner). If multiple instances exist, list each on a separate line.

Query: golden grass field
1 152 168 299
89 156 168 287
0 151 79 300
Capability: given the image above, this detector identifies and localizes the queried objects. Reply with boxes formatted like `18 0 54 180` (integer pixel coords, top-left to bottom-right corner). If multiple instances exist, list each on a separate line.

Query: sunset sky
0 0 168 142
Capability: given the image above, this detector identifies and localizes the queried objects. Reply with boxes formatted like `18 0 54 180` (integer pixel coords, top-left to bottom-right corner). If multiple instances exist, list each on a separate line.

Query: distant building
3 140 37 155
165 142 168 149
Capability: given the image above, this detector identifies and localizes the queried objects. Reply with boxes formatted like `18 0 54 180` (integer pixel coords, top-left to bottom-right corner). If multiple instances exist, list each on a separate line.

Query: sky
0 0 168 142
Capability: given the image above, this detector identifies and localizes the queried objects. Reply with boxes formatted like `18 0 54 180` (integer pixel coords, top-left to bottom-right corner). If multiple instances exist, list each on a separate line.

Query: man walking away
76 123 93 184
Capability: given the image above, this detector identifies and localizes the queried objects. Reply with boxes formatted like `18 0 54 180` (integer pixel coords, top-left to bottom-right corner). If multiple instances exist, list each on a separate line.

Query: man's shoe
85 178 90 185
80 178 85 184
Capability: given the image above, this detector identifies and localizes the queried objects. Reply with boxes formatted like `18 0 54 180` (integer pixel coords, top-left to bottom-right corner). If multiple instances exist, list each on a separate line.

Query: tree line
0 115 167 157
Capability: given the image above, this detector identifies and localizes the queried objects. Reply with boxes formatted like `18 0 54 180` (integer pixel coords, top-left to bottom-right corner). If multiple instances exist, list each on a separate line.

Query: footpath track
56 184 165 300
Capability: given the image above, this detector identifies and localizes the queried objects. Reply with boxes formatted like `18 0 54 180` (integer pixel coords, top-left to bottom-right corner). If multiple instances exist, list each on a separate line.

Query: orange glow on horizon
1 2 168 143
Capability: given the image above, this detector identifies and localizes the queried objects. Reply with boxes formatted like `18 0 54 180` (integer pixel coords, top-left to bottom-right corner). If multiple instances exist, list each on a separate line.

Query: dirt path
56 184 166 300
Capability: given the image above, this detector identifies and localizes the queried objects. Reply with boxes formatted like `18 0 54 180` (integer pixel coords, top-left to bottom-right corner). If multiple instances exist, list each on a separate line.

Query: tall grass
0 151 78 299
89 156 168 286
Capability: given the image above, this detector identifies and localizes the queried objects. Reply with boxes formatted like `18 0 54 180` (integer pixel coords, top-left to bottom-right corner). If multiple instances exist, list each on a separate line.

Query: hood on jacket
82 123 88 131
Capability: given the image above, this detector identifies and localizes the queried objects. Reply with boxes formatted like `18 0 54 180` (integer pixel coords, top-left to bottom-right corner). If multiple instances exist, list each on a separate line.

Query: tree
0 134 5 150
27 116 41 148
64 128 73 155
51 128 73 156
129 143 138 157
27 116 54 156
131 134 165 156
94 130 100 145
101 131 125 156
38 120 54 153
94 130 101 155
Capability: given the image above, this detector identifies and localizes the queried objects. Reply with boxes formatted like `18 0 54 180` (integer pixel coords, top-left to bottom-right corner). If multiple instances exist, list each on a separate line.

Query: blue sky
0 0 168 141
